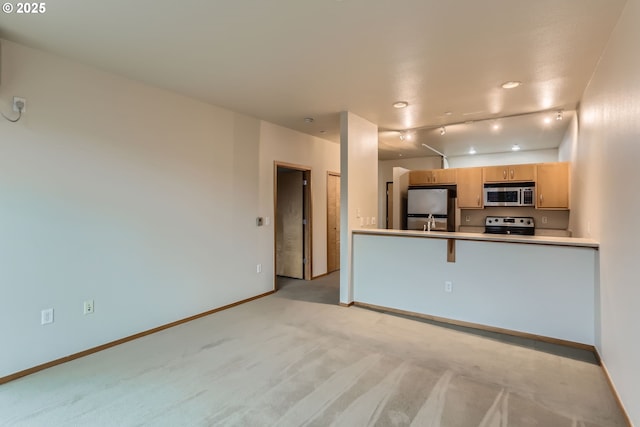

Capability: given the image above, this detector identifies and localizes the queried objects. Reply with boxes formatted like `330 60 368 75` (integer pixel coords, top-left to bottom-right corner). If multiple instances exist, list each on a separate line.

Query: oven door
484 187 521 206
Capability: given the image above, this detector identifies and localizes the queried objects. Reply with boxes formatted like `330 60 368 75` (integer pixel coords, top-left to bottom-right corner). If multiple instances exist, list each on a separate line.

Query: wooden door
386 182 394 229
276 169 304 278
327 173 341 273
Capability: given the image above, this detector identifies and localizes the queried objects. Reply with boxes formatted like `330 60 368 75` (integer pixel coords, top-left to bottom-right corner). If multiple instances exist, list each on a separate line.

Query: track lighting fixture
556 110 563 121
439 127 446 135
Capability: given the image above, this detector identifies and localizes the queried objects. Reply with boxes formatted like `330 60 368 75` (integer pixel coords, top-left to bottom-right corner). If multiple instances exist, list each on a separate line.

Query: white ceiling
0 0 627 159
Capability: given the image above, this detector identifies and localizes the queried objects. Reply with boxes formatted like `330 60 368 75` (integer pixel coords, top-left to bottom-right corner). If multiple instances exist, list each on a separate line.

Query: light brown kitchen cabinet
432 168 457 184
483 164 536 182
456 167 484 209
536 162 569 209
409 170 432 185
409 169 456 185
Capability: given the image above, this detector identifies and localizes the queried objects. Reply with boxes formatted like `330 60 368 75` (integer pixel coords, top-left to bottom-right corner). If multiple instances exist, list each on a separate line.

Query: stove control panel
485 216 535 228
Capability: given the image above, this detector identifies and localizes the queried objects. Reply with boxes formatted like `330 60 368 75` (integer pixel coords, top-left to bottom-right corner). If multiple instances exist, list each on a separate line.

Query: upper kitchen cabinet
483 164 536 183
409 169 457 185
536 162 570 209
457 167 483 209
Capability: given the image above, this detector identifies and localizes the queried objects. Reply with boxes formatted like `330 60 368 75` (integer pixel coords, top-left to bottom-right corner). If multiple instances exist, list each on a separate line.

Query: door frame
326 171 341 273
274 161 312 288
386 181 393 229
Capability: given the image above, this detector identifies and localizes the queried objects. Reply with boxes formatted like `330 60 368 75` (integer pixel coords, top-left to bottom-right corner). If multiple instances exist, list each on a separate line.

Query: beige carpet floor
0 272 627 426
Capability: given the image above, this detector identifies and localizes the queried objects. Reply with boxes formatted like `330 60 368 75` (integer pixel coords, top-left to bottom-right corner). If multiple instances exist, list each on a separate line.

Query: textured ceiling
0 0 627 158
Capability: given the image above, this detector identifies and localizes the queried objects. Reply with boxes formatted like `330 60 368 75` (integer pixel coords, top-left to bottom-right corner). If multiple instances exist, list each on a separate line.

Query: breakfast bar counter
350 229 599 347
352 228 599 248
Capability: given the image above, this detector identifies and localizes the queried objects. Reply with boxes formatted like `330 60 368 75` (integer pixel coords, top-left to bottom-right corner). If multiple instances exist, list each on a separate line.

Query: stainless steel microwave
484 183 535 207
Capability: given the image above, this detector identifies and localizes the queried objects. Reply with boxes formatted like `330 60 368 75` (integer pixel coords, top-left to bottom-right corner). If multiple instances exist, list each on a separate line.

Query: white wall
258 122 340 278
558 114 579 163
378 157 441 228
575 0 640 421
0 40 267 378
447 148 558 168
340 112 378 304
558 114 580 234
391 167 410 230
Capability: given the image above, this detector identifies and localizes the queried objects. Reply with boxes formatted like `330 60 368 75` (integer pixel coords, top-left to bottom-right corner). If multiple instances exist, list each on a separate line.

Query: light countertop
352 228 599 248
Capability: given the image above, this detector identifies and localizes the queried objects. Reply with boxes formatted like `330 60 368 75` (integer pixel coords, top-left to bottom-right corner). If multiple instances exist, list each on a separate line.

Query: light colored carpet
0 272 627 426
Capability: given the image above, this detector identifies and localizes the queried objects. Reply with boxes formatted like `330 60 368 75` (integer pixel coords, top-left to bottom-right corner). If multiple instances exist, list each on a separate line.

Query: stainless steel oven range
484 216 535 235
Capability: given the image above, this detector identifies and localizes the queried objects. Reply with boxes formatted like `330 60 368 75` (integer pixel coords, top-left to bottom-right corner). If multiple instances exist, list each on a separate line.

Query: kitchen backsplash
459 207 570 231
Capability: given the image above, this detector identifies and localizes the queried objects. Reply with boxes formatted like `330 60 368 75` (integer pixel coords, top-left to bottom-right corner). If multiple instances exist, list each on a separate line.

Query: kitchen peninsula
351 229 598 347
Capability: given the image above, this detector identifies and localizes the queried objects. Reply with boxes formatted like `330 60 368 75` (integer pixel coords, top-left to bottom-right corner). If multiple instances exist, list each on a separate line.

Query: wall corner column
339 111 378 304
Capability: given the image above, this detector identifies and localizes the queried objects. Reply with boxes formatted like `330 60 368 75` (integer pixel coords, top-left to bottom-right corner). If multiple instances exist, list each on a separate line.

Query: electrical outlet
371 217 376 225
542 216 548 224
83 300 94 315
465 215 471 222
13 97 26 113
41 308 54 325
445 281 453 293
257 264 262 273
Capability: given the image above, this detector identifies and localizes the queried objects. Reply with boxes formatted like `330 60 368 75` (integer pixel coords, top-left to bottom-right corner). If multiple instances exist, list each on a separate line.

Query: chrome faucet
427 214 435 232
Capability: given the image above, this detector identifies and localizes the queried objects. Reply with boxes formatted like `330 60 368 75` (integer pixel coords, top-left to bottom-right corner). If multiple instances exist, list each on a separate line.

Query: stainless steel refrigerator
406 188 455 231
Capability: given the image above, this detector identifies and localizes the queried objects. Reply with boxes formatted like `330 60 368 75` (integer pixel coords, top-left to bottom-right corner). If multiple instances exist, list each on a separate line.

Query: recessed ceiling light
304 117 314 123
393 101 409 109
512 144 521 151
492 122 501 131
469 147 477 155
439 127 446 135
544 117 552 124
444 111 453 116
501 81 522 89
556 110 564 121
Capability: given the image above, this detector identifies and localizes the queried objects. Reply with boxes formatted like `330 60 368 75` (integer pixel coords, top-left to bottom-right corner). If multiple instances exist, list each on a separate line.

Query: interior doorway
326 172 341 273
274 163 312 287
